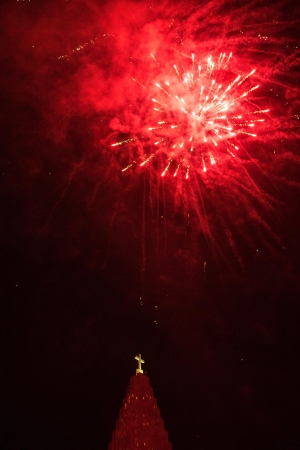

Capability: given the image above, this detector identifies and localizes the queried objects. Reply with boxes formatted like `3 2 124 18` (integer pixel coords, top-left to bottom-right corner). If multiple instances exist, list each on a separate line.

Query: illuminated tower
108 354 172 450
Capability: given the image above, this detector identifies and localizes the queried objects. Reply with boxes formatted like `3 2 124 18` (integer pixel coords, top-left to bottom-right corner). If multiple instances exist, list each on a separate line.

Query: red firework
111 52 269 179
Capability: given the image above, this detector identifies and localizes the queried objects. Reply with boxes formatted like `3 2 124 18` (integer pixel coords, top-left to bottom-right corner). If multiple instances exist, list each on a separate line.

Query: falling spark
112 138 137 147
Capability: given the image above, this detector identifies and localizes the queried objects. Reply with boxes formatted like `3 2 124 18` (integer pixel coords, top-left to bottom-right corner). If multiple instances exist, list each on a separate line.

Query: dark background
1 1 300 449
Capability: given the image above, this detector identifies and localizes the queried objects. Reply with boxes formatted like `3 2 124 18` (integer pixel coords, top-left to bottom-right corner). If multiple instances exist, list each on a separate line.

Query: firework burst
112 51 269 180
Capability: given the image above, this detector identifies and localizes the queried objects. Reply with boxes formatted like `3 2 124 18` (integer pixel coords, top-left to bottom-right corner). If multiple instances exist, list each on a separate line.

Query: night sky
1 1 300 449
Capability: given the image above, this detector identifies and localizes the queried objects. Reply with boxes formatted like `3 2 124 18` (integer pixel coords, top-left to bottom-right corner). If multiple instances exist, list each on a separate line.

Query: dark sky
1 1 300 449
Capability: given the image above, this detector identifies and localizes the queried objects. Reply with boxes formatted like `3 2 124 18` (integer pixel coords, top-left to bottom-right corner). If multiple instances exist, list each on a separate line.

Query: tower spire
135 353 145 374
108 357 172 450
